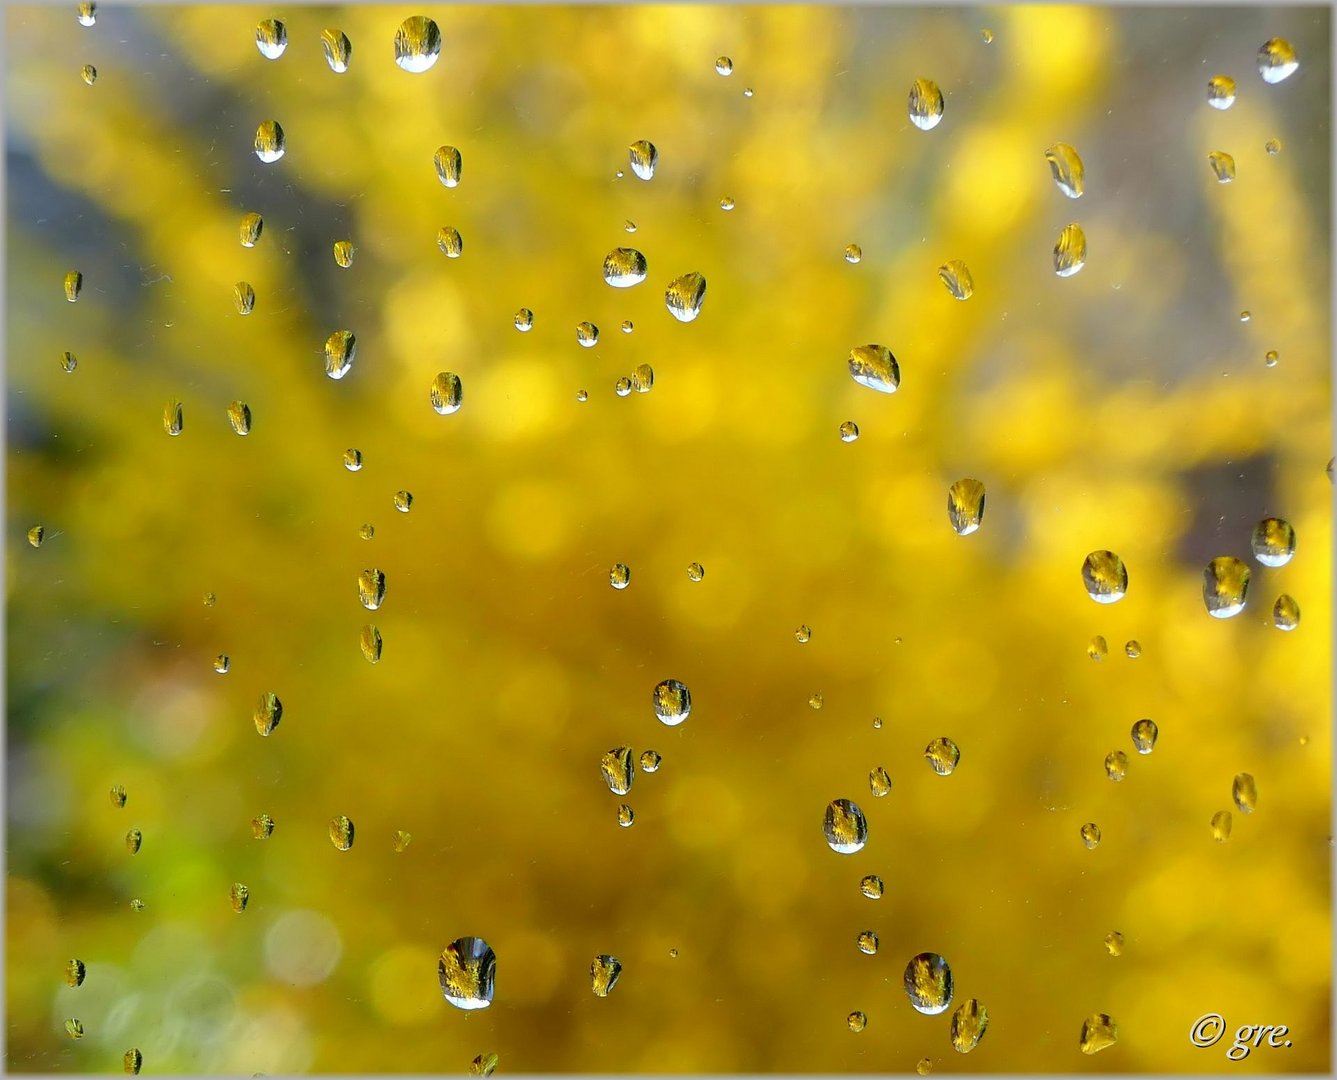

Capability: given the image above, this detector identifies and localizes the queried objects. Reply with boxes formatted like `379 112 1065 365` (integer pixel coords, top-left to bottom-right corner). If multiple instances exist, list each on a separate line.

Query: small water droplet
1265 137 1282 155
629 139 658 180
163 401 183 436
916 1058 933 1076
609 563 631 589
321 28 352 73
80 64 97 85
61 351 77 373
665 272 707 322
1104 750 1128 781
65 1018 84 1040
576 321 600 347
255 18 287 59
230 882 250 912
129 899 145 912
615 378 632 401
1044 143 1085 198
226 401 252 436
950 999 989 1054
1239 309 1252 322
254 692 282 736
903 952 953 1015
925 737 960 776
26 525 44 548
1104 930 1123 956
937 259 974 300
617 803 635 827
639 749 661 773
1131 718 1158 755
125 827 142 855
1264 350 1279 370
254 120 285 163
1088 635 1108 661
1250 517 1295 566
847 1011 867 1033
715 55 733 76
431 371 463 414
1080 822 1102 850
344 448 363 472
1232 772 1257 814
600 747 634 795
1080 1014 1117 1054
823 798 868 854
869 766 892 798
624 220 636 233
1203 556 1250 618
808 692 824 710
590 954 622 996
64 269 82 302
980 27 994 43
1207 74 1236 109
470 1052 498 1076
434 145 462 188
620 320 634 334
1272 594 1300 631
652 678 691 726
233 281 256 315
908 78 944 130
213 654 230 674
439 937 495 1009
123 1048 142 1075
514 307 534 332
333 239 355 267
110 785 127 808
1124 640 1141 658
395 16 441 73
329 815 354 851
946 478 986 535
575 389 588 402
603 247 648 289
239 211 263 247
437 226 463 258
1081 550 1127 604
66 959 86 987
203 592 217 607
838 420 860 442
856 930 879 955
686 562 704 582
360 624 383 663
719 195 735 211
860 875 884 899
1053 222 1087 276
847 344 900 393
742 86 754 98
1207 150 1236 183
844 243 863 264
251 813 274 839
325 330 356 380
1258 38 1298 84
359 568 387 611
393 830 412 852
76 3 96 27
1210 810 1233 842
631 363 655 393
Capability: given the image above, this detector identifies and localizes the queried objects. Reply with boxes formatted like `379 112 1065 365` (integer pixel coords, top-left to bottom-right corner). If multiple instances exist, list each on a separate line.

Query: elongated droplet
80 64 97 85
904 952 953 1015
665 272 706 322
392 494 410 517
869 766 892 797
325 330 355 380
251 813 274 839
1207 74 1236 109
329 815 354 851
1081 550 1127 603
860 875 883 899
233 281 255 315
951 999 989 1053
576 321 599 347
26 525 44 548
1258 38 1298 84
1045 143 1085 198
125 828 142 855
908 78 944 130
123 1048 142 1074
333 240 355 267
1131 718 1158 755
359 568 386 611
255 18 286 59
254 120 285 163
1104 750 1128 781
254 692 282 736
470 1052 499 1076
938 259 974 300
628 139 658 180
1232 772 1257 814
946 478 985 535
609 563 631 589
591 954 622 996
110 785 127 808
437 226 463 258
438 937 496 1009
604 247 647 288
360 624 383 663
1053 222 1087 277
163 401 183 436
321 29 352 73
1079 1014 1117 1054
600 747 634 795
652 678 691 726
1207 150 1236 183
431 371 463 414
823 798 867 854
230 882 249 912
66 958 86 987
434 145 462 188
1080 822 1101 850
64 269 82 301
239 211 263 247
1210 810 1232 841
848 344 900 393
395 16 441 73
1273 594 1300 630
1250 516 1295 566
77 3 96 27
227 401 251 436
925 737 960 775
1203 556 1249 618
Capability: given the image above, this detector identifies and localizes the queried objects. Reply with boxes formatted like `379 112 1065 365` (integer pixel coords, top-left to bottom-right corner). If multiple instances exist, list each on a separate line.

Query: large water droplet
76 3 96 27
1207 75 1236 109
393 490 413 513
848 344 900 393
329 815 354 851
395 16 441 73
1104 750 1128 782
431 371 463 414
715 56 733 76
1210 810 1232 842
358 569 386 611
947 478 985 535
439 937 495 1009
823 798 868 854
903 952 952 1015
603 247 647 288
1207 150 1236 183
125 827 142 855
1250 517 1295 566
1053 222 1087 277
628 140 658 180
64 269 82 302
1081 550 1127 604
163 401 183 436
1079 1014 1117 1054
1131 718 1158 755
631 363 654 393
230 882 250 912
938 260 974 300
360 624 383 663
255 19 287 59
1232 772 1257 814
227 401 252 436
325 330 356 380
66 958 86 987
860 875 884 899
950 999 989 1053
600 747 634 795
321 29 352 73
590 954 622 996
925 737 960 776
1080 822 1101 850
1203 556 1250 618
576 321 600 347
434 145 462 188
437 226 463 258
254 120 285 163
908 78 944 130
869 766 893 797
254 692 282 736
239 211 263 247
652 678 691 726
123 1049 142 1075
1258 38 1298 84
233 281 256 315
857 930 879 955
1045 143 1085 198
665 272 707 322
1272 594 1300 630
1124 639 1141 658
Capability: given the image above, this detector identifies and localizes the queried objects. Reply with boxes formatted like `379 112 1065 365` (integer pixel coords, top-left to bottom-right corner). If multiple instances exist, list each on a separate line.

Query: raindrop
213 654 230 674
1104 931 1123 957
652 678 691 726
624 220 637 233
823 798 868 854
163 401 183 436
125 828 142 855
439 937 495 1009
1239 310 1251 322
1258 38 1298 84
938 259 974 300
344 448 363 471
393 830 412 852
743 87 754 98
333 240 355 267
631 363 654 393
590 954 622 997
604 247 648 288
1210 810 1232 842
576 321 600 347
620 320 634 334
600 747 635 795
1044 143 1085 198
1081 550 1127 604
325 329 356 380
1203 556 1250 618
76 3 95 26
860 875 884 900
123 1049 142 1075
908 78 944 130
857 931 879 955
916 1059 933 1076
903 952 953 1015
686 562 705 582
255 18 287 59
110 785 127 808
254 692 282 736
395 16 441 73
844 243 863 264
230 882 250 912
1053 222 1087 276
233 282 256 315
665 272 707 322
26 525 44 549
639 750 662 773
66 959 86 987
65 1019 84 1040
847 1011 867 1033
1272 594 1300 631
1079 1014 1118 1055
1104 750 1128 781
437 226 463 258
575 390 588 402
239 211 263 247
808 692 824 710
1088 635 1108 661
720 196 735 211
80 64 97 85
360 624 383 663
847 344 900 393
251 813 275 839
1131 718 1158 755
614 377 631 396
254 120 285 163
321 29 352 73
617 804 635 827
629 139 659 180
839 421 860 442
715 56 733 76
329 815 354 851
1232 772 1257 814
359 568 387 611
1207 75 1236 109
1080 822 1101 850
470 1053 499 1076
1264 349 1278 367
434 145 462 188
64 270 82 302
950 999 989 1054
430 371 463 414
61 351 77 373
227 401 252 436
869 766 892 798
609 563 631 589
925 737 960 776
1265 138 1282 155
514 308 533 331
946 478 986 535
1207 150 1236 183
1250 517 1295 566
1124 640 1141 658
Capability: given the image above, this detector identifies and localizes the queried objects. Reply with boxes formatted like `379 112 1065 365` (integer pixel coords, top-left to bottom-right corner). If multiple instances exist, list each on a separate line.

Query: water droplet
847 1011 867 1033
230 882 250 912
1104 931 1123 957
1081 550 1127 604
628 139 658 180
344 448 363 472
251 813 274 839
860 875 884 899
600 747 635 795
110 785 127 808
395 16 441 73
1124 640 1141 658
1250 517 1295 566
255 18 287 59
360 624 383 663
808 692 824 710
1232 772 1257 814
254 692 282 736
609 563 631 589
203 592 217 607
254 120 285 163
838 420 860 442
1104 750 1128 781
946 478 986 535
652 678 691 726
950 999 989 1054
1087 635 1108 661
742 86 754 98
232 281 256 315
1131 718 1158 755
76 3 96 27
1258 38 1298 84
321 28 352 73
575 390 588 402
1272 594 1300 631
869 766 893 798
226 401 252 436
393 830 412 852
358 568 386 611
624 220 637 233
437 226 463 258
1080 1014 1118 1054
1080 822 1101 850
333 239 355 267
1328 457 1335 483
64 269 82 301
1240 310 1252 322
325 330 356 380
715 55 733 76
680 562 704 584
903 952 953 1015
514 307 533 332
844 243 863 264
1264 349 1279 367
439 937 495 1009
1207 150 1236 183
602 247 649 289
1207 75 1236 109
26 525 44 548
1265 137 1282 155
329 815 354 851
719 195 735 211
123 1048 142 1075
916 1058 933 1076
1203 556 1250 618
65 1019 84 1040
937 259 974 300
213 654 230 674
857 930 879 955
620 320 634 334
434 145 462 188
1210 810 1232 842
125 827 142 855
1053 222 1087 277
823 798 868 854
665 272 707 322
847 344 900 393
428 371 464 416
925 737 960 776
61 351 77 373
163 401 183 436
908 78 944 130
239 211 263 247
590 954 622 996
639 749 661 773
66 959 86 987
576 321 600 347
631 363 655 393
129 899 145 912
617 804 635 827
980 28 994 43
1044 143 1085 198
470 1052 499 1076
80 64 97 85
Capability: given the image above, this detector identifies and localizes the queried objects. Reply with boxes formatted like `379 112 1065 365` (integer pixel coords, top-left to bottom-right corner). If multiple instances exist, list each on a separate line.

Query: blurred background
4 3 1332 1073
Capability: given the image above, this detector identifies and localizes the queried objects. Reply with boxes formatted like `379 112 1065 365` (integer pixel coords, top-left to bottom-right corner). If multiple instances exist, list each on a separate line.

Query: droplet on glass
123 1048 142 1075
64 270 82 302
344 448 363 472
808 692 824 710
1207 74 1236 109
609 563 631 589
591 954 622 997
1272 594 1300 631
226 401 252 436
360 624 383 663
514 307 534 332
1210 810 1232 842
1131 718 1158 755
857 930 879 955
325 330 356 380
908 78 944 130
946 478 986 535
321 29 352 73
1081 550 1127 604
869 766 892 798
950 999 989 1054
624 220 637 233
1258 38 1298 84
823 798 868 854
434 145 462 188
686 562 705 582
1104 931 1123 957
203 592 217 607
251 813 274 839
1207 150 1236 183
1250 517 1295 566
230 882 249 912
600 747 635 795
80 64 97 85
1203 556 1250 618
847 344 900 393
720 195 735 211
604 247 648 288
1265 137 1282 155
1104 750 1128 781
329 815 354 851
395 16 441 73
254 120 285 163
794 624 812 643
61 351 77 373
916 1058 933 1076
163 401 183 436
65 1019 84 1040
359 568 386 611
110 785 127 808
470 1052 499 1076
743 86 754 98
239 211 263 247
1079 1014 1118 1054
1264 349 1279 368
233 281 256 315
615 377 633 398
639 749 662 773
903 952 953 1015
715 56 733 76
980 27 994 43
437 226 463 258
255 18 287 59
1088 635 1108 661
617 804 635 827
628 139 658 180
254 692 282 736
430 371 463 415
1124 640 1141 658
575 389 589 402
76 3 95 26
847 1011 867 1033
1239 310 1252 322
631 363 654 393
1053 222 1087 277
393 830 412 852
839 420 860 442
125 828 142 855
925 737 960 776
1044 143 1085 198
844 243 863 264
129 899 144 912
860 875 884 899
1232 772 1257 814
665 272 707 322
576 321 600 347
26 525 44 548
652 678 691 726
938 259 974 300
1080 822 1102 850
66 959 86 987
439 937 495 1009
333 240 355 267
620 320 634 334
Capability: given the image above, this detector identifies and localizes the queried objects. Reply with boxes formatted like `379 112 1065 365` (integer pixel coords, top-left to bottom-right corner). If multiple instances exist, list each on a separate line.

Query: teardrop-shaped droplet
616 803 635 827
1080 822 1101 850
823 798 867 854
938 259 974 300
856 930 879 955
1104 750 1128 781
600 747 634 795
1272 593 1300 630
1250 516 1295 566
908 78 944 130
639 749 662 773
1053 222 1087 277
719 195 735 211
946 478 985 535
514 308 533 332
321 29 352 73
333 240 355 267
1207 74 1236 109
76 3 96 27
27 525 44 548
665 272 707 322
603 247 647 288
1131 718 1158 755
358 568 386 611
925 737 960 776
360 624 383 664
431 371 463 414
439 937 496 1009
254 120 285 163
1210 810 1233 841
329 815 354 850
869 766 892 798
251 813 274 839
344 448 363 471
1044 143 1085 198
1203 556 1250 618
903 952 953 1015
325 329 356 380
848 344 900 393
230 882 249 912
1081 550 1127 604
125 827 142 855
590 954 622 997
1258 38 1298 84
239 211 263 247
226 401 251 436
255 18 287 59
123 1049 142 1075
1232 772 1257 814
576 321 600 347
628 139 658 180
64 269 82 302
950 999 989 1053
715 56 733 76
254 692 282 736
66 958 86 987
860 874 884 899
437 226 463 258
395 16 441 73
652 678 691 726
233 281 256 315
609 563 631 589
80 64 97 85
163 401 183 436
1207 150 1236 183
434 145 462 187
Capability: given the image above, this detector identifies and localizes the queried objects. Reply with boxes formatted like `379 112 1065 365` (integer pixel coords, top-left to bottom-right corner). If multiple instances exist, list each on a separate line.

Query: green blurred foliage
5 3 1331 1073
